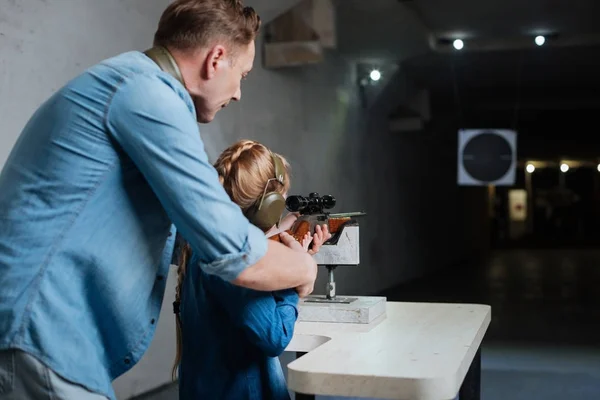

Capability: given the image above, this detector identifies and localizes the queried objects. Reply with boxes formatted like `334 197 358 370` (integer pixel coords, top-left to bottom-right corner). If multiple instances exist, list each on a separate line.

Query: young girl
172 139 330 400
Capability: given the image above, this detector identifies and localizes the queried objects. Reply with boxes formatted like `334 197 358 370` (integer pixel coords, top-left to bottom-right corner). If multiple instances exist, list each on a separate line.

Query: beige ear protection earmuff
244 153 286 231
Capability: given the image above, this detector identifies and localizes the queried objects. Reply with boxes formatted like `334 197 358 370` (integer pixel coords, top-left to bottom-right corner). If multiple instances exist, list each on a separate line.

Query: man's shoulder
67 51 151 84
102 51 193 111
95 50 154 75
84 51 185 94
61 51 166 97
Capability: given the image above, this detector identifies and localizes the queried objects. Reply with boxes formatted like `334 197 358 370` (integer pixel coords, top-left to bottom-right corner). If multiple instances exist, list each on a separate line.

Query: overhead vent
263 0 336 68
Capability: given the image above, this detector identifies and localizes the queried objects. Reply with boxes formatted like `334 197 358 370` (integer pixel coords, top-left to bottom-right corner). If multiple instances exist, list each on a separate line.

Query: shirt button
156 275 164 281
124 358 131 365
168 231 173 237
151 319 156 325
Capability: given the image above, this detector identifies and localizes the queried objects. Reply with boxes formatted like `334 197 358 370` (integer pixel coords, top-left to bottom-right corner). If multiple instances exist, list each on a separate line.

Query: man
0 1 317 399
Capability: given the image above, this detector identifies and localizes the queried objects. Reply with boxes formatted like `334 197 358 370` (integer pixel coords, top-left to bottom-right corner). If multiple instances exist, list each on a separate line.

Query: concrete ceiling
387 0 600 154
404 0 600 38
398 0 600 87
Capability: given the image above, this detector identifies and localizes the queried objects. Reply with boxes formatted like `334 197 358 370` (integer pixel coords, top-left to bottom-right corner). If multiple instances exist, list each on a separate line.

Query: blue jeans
0 349 108 400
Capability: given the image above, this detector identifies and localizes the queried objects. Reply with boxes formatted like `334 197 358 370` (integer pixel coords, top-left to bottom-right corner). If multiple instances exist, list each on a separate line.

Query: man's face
190 41 255 123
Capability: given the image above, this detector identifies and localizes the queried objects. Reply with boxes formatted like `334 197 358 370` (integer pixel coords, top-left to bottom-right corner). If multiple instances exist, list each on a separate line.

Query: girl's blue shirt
178 251 299 400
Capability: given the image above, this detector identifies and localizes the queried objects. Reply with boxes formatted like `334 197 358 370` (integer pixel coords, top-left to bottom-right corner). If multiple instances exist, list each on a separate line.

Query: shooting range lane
285 301 491 399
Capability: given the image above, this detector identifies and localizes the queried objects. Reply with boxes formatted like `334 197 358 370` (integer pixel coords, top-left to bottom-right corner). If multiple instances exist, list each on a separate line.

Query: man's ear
203 44 227 80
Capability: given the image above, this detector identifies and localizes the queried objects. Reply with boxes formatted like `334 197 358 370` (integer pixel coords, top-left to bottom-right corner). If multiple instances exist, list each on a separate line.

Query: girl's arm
265 212 299 238
204 274 299 357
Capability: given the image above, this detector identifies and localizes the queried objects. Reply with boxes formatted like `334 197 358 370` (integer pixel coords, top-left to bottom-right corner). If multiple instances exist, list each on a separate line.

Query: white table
285 301 491 400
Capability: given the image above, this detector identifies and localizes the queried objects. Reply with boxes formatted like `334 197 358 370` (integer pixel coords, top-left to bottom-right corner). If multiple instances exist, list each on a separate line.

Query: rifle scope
285 192 336 215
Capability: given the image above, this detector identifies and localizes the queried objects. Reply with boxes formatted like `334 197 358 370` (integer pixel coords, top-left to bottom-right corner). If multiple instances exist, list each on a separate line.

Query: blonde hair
171 139 290 380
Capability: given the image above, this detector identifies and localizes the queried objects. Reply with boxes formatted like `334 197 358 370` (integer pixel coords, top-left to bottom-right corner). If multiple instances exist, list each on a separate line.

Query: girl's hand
279 232 308 253
300 231 313 252
279 224 332 255
308 224 332 255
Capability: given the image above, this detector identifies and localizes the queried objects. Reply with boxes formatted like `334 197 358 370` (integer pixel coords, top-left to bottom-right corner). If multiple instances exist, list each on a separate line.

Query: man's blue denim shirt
178 252 298 400
0 51 268 399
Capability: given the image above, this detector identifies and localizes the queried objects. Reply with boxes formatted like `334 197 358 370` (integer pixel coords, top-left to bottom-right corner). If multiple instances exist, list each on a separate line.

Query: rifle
268 192 366 245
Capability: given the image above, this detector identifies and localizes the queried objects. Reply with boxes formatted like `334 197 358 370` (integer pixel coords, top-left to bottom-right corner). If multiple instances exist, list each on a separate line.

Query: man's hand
296 279 316 298
279 231 317 298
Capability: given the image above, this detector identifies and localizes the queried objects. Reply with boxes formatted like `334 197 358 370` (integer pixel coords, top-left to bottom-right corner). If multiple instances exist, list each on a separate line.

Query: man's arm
105 73 315 293
234 235 315 296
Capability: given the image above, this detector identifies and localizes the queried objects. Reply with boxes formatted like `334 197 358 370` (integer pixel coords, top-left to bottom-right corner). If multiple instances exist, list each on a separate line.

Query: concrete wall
1 0 489 398
0 0 170 166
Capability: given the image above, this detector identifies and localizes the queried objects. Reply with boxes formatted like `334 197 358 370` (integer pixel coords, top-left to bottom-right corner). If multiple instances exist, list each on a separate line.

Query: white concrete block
298 296 387 324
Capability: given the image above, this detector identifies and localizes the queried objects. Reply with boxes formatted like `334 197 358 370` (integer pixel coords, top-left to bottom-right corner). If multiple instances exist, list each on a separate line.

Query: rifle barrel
328 212 367 218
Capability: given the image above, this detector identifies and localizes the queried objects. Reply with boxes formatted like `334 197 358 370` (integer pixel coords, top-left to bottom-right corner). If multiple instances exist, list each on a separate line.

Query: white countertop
285 301 491 400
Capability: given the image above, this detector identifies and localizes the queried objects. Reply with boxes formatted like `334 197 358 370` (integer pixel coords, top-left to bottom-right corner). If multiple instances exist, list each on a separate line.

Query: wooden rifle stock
268 217 352 243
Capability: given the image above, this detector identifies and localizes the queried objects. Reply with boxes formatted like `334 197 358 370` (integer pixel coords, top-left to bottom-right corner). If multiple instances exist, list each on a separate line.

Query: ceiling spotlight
597 163 600 172
560 163 569 173
369 69 381 82
453 39 464 50
535 35 545 46
526 164 535 173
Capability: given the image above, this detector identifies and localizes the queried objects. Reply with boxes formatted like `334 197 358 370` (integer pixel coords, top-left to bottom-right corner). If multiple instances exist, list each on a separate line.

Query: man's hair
154 0 261 51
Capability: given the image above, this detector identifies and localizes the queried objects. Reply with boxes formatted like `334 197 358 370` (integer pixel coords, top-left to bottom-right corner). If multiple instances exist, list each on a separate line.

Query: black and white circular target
457 129 517 186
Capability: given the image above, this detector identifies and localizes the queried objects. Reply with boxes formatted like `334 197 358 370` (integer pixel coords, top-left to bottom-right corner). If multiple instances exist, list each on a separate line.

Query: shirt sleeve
105 72 267 282
204 273 299 357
